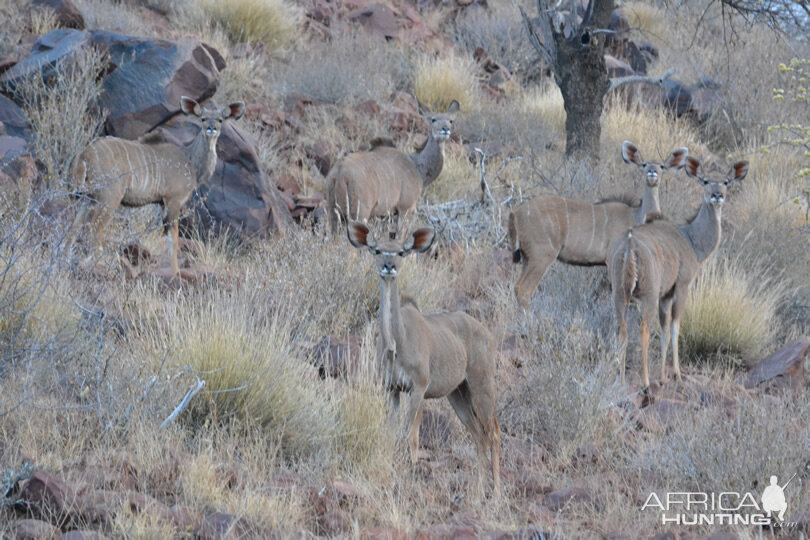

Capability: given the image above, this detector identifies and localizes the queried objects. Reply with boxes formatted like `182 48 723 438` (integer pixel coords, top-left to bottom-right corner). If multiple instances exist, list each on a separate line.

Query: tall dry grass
201 0 302 51
413 51 480 113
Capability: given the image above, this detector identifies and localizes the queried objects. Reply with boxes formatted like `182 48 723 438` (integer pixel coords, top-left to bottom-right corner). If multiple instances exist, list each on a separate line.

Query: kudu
70 96 245 276
347 222 500 492
508 142 688 307
609 157 749 388
327 100 459 234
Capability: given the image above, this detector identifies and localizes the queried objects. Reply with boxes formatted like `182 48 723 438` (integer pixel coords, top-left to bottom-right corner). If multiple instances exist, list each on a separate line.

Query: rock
170 504 203 533
636 399 687 433
194 512 262 539
303 142 332 176
662 78 692 117
311 335 362 378
152 114 293 237
346 3 399 40
76 489 125 527
415 524 477 539
513 470 551 499
275 173 301 196
89 30 221 140
11 518 60 540
0 95 33 141
604 54 633 78
361 528 408 540
332 480 361 504
125 491 172 523
0 29 91 93
354 99 380 117
689 79 722 123
309 486 350 536
418 409 454 449
746 338 809 392
20 470 84 527
545 486 593 512
120 241 153 268
31 0 84 29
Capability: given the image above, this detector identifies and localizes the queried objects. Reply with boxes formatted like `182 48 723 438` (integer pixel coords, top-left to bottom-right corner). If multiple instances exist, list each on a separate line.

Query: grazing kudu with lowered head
70 96 245 276
508 142 688 307
327 100 460 234
609 157 749 388
347 222 500 492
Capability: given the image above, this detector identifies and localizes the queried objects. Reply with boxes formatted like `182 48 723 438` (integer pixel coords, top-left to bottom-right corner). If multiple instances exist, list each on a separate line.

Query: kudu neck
638 185 660 221
188 130 220 185
679 202 722 263
379 278 406 355
411 133 444 187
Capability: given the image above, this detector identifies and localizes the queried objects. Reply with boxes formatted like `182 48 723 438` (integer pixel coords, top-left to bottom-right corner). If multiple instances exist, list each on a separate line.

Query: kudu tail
620 232 639 302
508 211 521 263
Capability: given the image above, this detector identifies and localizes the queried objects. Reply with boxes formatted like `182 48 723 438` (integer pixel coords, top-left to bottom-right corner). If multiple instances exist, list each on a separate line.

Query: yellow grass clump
680 258 785 366
520 84 565 137
201 0 302 51
622 2 668 44
413 51 480 113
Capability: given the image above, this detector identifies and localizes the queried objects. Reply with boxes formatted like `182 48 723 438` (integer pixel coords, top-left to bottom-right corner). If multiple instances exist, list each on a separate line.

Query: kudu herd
68 91 751 494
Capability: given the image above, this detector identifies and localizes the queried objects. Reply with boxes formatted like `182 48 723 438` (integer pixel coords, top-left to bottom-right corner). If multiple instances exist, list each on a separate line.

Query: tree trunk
555 1 614 163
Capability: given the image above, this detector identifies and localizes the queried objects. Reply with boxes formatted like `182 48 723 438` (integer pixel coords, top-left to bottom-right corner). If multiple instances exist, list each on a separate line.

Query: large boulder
89 30 223 139
746 338 809 392
0 29 91 93
0 94 33 142
152 115 292 237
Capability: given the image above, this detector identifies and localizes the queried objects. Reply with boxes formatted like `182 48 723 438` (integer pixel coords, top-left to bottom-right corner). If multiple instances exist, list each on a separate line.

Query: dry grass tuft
680 258 786 366
201 0 302 51
12 46 106 188
413 51 480 113
622 2 668 44
520 84 565 136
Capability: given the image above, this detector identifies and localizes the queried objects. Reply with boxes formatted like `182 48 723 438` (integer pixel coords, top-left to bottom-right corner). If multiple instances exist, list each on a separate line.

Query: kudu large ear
684 156 702 179
224 101 245 121
664 147 689 169
180 96 200 116
729 161 749 183
402 227 435 255
347 222 376 250
445 100 460 114
621 141 641 166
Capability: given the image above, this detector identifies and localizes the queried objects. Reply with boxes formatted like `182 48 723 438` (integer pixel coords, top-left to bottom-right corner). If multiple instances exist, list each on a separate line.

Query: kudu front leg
403 384 427 461
658 297 674 382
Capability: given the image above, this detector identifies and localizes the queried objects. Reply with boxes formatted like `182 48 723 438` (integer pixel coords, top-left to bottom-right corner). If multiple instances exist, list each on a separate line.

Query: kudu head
622 141 689 187
180 96 245 142
685 157 749 208
419 100 460 142
347 222 435 281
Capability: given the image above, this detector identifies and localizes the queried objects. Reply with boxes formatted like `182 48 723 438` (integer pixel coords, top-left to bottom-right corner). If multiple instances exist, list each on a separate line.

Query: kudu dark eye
398 251 405 256
703 180 709 185
431 117 436 122
374 249 381 255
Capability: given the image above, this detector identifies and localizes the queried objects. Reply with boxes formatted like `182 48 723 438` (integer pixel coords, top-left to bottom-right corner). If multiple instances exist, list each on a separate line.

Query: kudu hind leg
447 383 493 491
612 292 629 384
514 248 557 307
658 297 674 382
669 292 689 382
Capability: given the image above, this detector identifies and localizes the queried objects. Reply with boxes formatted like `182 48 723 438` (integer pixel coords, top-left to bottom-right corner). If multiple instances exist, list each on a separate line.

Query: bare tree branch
159 376 205 430
608 68 676 93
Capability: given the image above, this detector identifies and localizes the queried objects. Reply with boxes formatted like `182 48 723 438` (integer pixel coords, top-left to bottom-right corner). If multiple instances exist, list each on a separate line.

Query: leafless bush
12 46 106 189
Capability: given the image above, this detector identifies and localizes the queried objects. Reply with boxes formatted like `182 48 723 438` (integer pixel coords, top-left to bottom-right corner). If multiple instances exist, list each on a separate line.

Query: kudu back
71 96 245 275
327 101 459 234
609 157 749 388
508 141 688 307
347 222 500 492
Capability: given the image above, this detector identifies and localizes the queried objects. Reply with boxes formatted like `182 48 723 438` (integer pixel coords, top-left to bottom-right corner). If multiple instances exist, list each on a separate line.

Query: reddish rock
120 242 153 268
354 99 380 117
31 0 84 29
304 142 332 176
0 29 91 92
170 504 204 532
332 480 361 504
636 399 687 433
545 486 593 512
745 338 809 392
362 528 408 540
0 94 33 141
418 409 454 449
415 524 477 539
20 470 83 526
311 335 362 378
11 518 60 540
513 470 551 499
309 486 350 536
76 489 125 526
276 173 301 196
125 491 172 522
346 3 399 39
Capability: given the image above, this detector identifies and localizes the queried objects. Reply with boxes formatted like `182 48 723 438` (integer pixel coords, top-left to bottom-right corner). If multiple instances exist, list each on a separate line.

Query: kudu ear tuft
665 147 689 169
446 100 460 114
225 101 245 121
180 96 200 116
347 222 375 250
621 141 641 165
403 227 435 254
684 156 701 178
730 161 749 182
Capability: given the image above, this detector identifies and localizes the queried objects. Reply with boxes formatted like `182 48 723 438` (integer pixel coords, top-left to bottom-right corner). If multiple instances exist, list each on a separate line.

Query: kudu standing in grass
70 96 245 276
347 222 501 492
327 100 459 234
609 157 749 388
508 142 688 307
